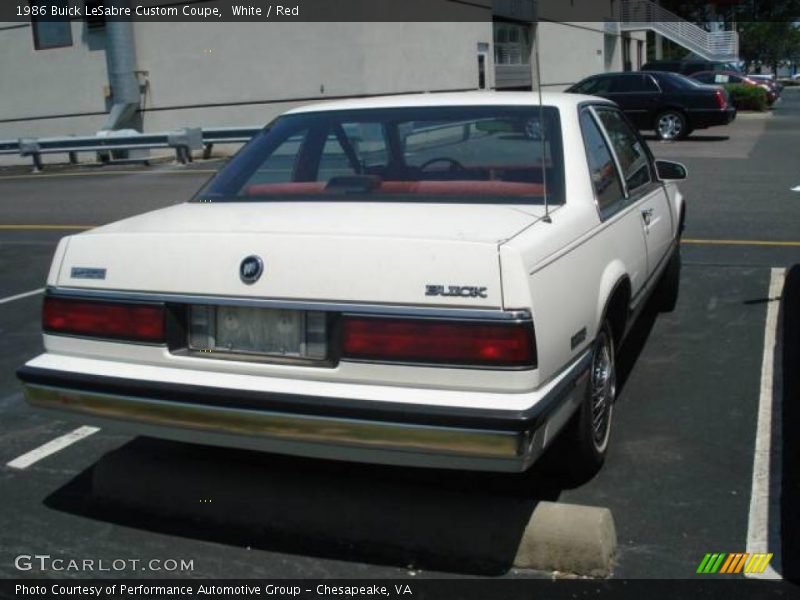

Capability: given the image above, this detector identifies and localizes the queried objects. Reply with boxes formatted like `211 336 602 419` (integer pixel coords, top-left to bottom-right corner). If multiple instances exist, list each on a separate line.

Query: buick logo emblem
239 255 264 284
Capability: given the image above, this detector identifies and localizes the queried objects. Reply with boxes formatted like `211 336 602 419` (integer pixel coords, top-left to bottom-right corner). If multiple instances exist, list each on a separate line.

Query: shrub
723 84 769 111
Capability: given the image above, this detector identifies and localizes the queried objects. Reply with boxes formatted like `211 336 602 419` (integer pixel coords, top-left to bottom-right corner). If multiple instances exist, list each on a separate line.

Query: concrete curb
513 501 617 577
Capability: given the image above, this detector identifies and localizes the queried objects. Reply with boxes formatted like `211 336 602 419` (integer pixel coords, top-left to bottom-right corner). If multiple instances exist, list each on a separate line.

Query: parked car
642 60 742 76
566 71 736 140
690 71 779 104
17 92 687 476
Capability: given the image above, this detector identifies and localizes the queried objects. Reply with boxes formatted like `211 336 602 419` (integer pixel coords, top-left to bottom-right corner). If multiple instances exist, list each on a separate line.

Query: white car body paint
19 92 685 471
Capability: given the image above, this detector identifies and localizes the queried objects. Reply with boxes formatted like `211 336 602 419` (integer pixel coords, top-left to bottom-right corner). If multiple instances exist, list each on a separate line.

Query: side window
580 77 614 95
642 75 660 92
579 110 624 217
595 108 652 194
611 75 649 93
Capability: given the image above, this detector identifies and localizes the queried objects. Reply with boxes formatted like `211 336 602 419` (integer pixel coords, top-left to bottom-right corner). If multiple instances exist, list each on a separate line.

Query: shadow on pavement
44 437 571 575
781 264 800 582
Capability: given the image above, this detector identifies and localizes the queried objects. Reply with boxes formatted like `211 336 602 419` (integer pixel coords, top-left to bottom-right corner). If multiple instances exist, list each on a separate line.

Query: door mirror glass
655 160 687 180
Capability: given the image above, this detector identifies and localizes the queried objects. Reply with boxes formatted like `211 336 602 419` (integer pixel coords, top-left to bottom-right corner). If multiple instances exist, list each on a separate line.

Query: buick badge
239 255 264 284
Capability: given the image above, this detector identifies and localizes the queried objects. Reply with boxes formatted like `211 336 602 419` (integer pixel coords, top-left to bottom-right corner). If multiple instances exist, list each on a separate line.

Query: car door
592 106 675 294
579 107 648 298
605 74 660 130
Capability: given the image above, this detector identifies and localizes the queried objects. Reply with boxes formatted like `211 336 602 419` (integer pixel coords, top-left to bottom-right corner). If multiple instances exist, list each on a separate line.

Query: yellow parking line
0 169 217 181
0 225 95 230
683 238 800 248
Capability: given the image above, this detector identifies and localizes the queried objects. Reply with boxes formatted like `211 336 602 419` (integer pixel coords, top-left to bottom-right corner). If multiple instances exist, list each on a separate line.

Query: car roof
285 91 613 114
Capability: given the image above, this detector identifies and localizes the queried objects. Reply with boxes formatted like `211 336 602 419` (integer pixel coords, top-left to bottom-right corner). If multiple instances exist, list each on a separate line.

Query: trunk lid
56 202 544 308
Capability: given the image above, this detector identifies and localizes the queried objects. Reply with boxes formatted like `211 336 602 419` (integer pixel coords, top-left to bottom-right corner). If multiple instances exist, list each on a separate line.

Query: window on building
30 0 73 50
493 22 531 66
85 0 105 29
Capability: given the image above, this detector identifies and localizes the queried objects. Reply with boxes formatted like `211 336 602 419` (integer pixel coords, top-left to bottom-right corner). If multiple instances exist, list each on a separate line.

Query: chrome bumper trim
23 383 523 462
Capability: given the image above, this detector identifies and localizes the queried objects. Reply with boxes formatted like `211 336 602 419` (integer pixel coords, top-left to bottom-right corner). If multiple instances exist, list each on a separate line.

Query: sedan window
611 74 658 93
594 108 652 195
579 110 624 217
573 77 614 95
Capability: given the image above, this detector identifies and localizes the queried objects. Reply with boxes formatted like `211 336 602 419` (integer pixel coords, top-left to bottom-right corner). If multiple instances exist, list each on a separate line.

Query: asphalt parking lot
0 92 799 584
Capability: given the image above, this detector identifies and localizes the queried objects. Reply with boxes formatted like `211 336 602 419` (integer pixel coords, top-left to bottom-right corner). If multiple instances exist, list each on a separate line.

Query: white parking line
0 288 45 305
746 267 784 580
6 426 100 470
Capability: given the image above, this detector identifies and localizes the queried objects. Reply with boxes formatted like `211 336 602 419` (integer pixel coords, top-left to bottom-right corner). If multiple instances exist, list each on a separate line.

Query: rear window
197 106 565 205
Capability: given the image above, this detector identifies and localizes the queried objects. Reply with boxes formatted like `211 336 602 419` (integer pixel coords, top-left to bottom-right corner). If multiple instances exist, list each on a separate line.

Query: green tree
738 21 800 72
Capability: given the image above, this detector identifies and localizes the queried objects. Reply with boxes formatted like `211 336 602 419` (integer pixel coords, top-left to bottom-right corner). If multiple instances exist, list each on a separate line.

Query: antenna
533 23 551 223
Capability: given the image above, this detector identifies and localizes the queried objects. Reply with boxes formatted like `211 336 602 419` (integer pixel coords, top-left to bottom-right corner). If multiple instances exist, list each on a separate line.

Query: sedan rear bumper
689 106 736 128
17 351 591 473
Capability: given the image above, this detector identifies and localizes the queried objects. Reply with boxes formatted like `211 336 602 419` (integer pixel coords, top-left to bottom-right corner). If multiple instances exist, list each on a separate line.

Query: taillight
715 89 727 109
341 316 536 368
43 296 166 343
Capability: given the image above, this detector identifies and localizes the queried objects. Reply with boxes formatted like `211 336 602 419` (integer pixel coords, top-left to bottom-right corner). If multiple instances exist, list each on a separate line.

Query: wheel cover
590 331 615 451
658 113 682 140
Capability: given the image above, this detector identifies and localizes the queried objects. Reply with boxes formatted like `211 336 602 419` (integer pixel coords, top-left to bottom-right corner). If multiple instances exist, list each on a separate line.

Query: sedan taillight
715 89 727 109
341 316 537 368
43 296 166 343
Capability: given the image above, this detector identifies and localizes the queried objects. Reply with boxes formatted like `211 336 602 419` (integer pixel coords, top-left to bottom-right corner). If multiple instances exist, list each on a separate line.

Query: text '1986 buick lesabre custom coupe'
18 92 687 475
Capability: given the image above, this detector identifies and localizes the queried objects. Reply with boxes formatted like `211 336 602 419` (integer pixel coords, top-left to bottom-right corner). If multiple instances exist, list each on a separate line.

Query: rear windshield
196 106 564 205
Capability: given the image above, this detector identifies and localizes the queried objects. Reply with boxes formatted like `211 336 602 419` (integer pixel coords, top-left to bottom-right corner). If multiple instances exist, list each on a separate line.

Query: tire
655 110 688 141
561 320 616 479
655 247 681 312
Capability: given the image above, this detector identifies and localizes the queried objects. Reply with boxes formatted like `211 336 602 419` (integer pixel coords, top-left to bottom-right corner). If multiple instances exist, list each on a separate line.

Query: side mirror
655 160 688 181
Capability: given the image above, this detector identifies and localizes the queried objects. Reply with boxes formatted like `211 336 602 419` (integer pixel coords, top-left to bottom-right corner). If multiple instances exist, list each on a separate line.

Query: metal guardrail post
19 138 43 171
167 128 203 164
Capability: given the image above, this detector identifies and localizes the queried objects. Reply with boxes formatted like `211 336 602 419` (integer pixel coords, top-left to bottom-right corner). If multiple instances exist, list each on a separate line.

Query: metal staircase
620 0 739 63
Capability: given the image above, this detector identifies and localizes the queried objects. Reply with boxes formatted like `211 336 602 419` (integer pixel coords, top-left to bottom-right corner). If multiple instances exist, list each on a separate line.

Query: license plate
188 305 327 360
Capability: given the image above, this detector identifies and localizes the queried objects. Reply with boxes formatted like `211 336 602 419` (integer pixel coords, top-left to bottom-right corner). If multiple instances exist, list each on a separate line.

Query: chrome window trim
47 287 532 322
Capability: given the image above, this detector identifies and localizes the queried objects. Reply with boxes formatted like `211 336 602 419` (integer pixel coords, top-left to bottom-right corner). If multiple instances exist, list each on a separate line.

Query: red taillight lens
43 297 166 343
715 89 727 109
342 317 536 367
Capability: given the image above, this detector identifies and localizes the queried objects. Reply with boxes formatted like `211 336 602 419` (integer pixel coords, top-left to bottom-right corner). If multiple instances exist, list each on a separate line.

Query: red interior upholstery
245 180 545 197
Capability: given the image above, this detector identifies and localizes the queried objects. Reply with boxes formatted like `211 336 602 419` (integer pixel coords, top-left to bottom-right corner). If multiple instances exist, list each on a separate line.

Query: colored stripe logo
696 553 773 574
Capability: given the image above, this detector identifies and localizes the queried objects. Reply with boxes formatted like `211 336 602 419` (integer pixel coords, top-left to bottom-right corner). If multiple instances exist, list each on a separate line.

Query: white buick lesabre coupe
18 92 686 475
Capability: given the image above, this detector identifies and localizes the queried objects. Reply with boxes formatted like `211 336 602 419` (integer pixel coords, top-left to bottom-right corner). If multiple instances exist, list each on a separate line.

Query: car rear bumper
689 107 736 128
17 350 591 472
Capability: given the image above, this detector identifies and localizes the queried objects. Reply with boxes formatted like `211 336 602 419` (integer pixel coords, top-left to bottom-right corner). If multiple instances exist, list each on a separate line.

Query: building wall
0 21 110 138
132 22 492 132
536 22 646 91
0 12 645 164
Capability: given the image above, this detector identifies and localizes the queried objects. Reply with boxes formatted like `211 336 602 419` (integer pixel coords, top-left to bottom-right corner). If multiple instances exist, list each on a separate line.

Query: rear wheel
655 110 688 141
561 320 616 478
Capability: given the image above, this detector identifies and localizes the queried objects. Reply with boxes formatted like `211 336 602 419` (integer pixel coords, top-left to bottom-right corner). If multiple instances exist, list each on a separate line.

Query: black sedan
566 71 736 140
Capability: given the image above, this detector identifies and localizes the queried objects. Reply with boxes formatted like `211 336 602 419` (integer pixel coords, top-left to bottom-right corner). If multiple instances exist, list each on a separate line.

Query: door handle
641 208 654 226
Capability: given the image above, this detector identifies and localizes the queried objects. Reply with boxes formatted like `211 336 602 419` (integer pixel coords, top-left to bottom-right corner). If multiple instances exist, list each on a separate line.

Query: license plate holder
188 305 327 360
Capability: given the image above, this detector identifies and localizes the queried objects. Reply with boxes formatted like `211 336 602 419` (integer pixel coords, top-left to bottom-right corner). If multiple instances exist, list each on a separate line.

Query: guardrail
620 0 739 63
0 128 205 171
0 127 265 170
201 126 262 158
